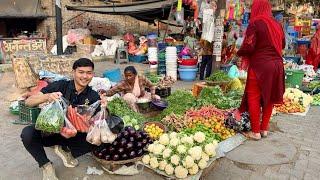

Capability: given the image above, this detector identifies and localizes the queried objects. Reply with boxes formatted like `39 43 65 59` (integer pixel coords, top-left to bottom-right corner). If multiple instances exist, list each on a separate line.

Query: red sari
306 29 320 70
237 0 285 133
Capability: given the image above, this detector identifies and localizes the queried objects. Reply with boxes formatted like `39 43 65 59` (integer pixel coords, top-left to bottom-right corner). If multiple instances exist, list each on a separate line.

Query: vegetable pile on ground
184 106 235 140
144 123 164 140
156 76 176 88
274 99 305 113
122 115 140 130
283 88 313 108
157 90 196 120
108 98 145 122
93 126 152 161
142 131 219 179
145 73 162 84
206 71 231 82
194 87 242 109
311 94 320 106
308 81 320 90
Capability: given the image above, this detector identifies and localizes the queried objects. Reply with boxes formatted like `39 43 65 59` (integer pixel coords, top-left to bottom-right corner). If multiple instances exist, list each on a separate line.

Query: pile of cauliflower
284 88 313 107
142 131 218 179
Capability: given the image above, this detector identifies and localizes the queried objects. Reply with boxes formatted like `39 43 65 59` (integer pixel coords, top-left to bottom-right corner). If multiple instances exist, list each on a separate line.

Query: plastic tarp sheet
66 0 177 23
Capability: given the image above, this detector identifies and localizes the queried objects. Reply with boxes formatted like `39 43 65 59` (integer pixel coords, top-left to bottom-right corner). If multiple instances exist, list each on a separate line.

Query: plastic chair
115 47 128 64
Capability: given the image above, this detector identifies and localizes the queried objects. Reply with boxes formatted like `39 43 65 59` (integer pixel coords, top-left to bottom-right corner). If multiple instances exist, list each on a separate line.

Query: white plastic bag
60 114 77 139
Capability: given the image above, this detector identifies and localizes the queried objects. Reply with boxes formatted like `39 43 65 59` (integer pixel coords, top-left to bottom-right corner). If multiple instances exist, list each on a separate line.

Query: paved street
0 61 319 180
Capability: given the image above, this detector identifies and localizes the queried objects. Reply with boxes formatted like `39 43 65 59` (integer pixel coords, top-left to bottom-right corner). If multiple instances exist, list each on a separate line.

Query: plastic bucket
103 68 122 82
178 68 198 81
285 70 304 87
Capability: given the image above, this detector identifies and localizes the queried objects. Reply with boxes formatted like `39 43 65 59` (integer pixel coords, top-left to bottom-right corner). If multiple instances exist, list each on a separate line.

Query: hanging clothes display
201 8 215 42
226 0 245 21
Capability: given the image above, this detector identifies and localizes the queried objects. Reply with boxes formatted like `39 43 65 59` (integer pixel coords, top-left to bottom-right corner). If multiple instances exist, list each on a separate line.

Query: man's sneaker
54 145 79 168
42 162 59 180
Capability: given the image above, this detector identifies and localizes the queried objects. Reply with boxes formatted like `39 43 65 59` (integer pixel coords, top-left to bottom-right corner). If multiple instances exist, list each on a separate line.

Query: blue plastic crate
128 55 147 63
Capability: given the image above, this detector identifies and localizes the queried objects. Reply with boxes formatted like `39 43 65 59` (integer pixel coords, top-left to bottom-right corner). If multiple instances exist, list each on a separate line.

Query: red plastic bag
60 114 77 138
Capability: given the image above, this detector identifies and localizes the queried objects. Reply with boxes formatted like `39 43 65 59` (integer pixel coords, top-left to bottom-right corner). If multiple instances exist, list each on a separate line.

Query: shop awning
0 0 47 19
66 0 177 23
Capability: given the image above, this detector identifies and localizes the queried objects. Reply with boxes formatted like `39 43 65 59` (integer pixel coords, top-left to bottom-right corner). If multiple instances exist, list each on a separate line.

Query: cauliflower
170 154 180 166
193 132 206 143
188 164 199 175
174 166 188 179
212 139 218 147
165 164 174 175
204 143 217 156
150 157 159 169
198 159 208 169
159 134 170 145
147 144 156 153
159 160 168 171
163 148 172 159
201 152 210 161
169 138 180 147
183 155 195 168
169 132 178 139
188 146 202 160
181 136 194 145
177 145 187 154
154 144 165 155
142 155 150 165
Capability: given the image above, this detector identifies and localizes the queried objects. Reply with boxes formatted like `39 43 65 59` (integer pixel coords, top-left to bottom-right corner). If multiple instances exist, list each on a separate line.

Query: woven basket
206 81 230 92
143 122 167 134
93 153 142 171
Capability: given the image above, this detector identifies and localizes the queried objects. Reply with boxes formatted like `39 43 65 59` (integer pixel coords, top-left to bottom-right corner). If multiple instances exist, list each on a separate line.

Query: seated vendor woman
104 66 160 112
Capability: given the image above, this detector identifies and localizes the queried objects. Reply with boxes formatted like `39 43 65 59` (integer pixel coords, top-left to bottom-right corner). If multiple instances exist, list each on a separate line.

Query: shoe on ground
54 145 79 168
42 162 59 180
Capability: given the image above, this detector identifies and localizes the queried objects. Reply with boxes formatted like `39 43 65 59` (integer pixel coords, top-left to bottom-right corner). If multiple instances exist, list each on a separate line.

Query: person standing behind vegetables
102 66 160 112
21 58 102 180
199 39 213 80
236 0 285 140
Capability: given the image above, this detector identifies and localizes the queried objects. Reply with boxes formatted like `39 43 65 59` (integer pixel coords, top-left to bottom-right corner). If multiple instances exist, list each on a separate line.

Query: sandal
243 132 261 141
260 131 268 138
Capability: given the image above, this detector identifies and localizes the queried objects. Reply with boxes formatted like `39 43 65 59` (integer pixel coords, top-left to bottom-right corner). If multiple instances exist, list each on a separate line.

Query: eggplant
118 147 125 154
136 142 143 149
97 152 104 159
129 150 136 158
140 131 148 138
128 129 136 136
122 131 130 138
135 133 143 140
129 136 135 142
109 146 115 154
105 154 111 161
141 139 148 145
120 138 127 147
112 154 120 161
126 142 134 150
121 153 128 160
136 149 143 157
112 140 119 147
125 126 134 131
101 149 107 156
148 138 153 144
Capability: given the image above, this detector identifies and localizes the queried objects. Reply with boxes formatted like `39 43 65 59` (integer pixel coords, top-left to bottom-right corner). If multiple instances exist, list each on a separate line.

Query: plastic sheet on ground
143 134 246 180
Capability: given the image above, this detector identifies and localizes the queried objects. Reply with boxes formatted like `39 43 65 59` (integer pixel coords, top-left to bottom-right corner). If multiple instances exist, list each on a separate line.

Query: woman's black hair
72 58 94 70
124 66 137 75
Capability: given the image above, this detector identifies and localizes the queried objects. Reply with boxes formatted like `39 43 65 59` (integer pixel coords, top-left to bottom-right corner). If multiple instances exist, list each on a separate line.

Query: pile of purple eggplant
93 126 153 161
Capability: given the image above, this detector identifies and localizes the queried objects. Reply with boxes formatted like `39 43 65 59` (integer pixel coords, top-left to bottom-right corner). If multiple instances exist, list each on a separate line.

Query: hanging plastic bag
35 98 66 133
60 113 77 138
106 115 124 134
87 109 117 145
67 101 101 133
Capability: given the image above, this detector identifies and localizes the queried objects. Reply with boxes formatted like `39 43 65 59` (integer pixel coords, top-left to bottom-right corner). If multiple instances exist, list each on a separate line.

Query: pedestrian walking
236 0 285 140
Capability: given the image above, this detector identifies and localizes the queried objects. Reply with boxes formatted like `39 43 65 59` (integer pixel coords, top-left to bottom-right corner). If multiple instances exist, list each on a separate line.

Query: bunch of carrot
67 106 90 132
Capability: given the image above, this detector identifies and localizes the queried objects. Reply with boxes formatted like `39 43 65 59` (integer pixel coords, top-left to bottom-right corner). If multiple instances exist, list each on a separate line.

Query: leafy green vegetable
206 70 232 82
35 101 64 133
107 98 145 122
155 90 196 121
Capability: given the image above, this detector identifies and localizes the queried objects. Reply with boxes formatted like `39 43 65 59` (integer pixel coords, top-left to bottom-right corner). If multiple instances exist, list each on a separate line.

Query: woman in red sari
306 26 320 70
237 0 285 140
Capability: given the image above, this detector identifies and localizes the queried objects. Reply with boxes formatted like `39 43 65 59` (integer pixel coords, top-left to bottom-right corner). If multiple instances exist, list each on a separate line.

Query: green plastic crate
12 100 41 125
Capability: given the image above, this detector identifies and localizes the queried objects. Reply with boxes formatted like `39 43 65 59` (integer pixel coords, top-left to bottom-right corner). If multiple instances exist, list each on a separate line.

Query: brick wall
38 0 161 49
